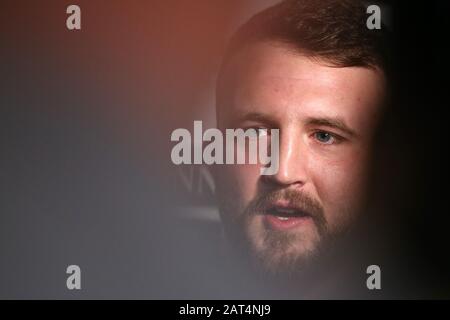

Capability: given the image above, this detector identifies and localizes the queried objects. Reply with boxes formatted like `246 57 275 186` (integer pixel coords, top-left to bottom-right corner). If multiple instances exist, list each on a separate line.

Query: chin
253 246 320 277
246 219 323 276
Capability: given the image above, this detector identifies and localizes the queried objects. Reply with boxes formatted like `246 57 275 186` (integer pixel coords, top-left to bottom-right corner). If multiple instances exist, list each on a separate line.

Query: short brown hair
219 0 390 73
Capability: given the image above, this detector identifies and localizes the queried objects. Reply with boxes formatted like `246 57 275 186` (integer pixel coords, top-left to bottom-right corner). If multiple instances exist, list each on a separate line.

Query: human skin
214 41 386 273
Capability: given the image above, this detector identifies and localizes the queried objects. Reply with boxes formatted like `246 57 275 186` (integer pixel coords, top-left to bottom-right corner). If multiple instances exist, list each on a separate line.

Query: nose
262 127 308 187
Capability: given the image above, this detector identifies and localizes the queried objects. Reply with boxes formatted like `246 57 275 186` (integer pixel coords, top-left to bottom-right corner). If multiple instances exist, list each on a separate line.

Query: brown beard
240 188 329 275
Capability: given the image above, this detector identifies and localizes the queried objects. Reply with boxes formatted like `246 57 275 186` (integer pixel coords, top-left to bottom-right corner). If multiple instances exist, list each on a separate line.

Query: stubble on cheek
314 155 370 234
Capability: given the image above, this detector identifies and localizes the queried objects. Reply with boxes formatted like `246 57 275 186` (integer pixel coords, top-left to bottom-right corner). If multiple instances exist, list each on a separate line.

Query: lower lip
264 215 311 230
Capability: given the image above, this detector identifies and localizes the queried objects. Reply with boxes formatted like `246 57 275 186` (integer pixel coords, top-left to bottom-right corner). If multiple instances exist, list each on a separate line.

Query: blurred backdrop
1 0 449 298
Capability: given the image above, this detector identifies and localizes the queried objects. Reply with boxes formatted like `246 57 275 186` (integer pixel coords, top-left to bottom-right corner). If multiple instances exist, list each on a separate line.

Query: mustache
244 188 327 231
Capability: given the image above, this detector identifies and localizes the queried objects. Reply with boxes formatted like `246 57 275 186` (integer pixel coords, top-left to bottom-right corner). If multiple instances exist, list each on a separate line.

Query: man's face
215 41 386 274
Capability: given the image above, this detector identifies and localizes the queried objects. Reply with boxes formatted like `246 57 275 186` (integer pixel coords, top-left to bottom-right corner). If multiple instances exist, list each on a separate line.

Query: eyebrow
305 117 357 137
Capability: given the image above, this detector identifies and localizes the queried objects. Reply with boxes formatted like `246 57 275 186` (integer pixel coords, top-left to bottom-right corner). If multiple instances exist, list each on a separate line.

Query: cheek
309 150 370 222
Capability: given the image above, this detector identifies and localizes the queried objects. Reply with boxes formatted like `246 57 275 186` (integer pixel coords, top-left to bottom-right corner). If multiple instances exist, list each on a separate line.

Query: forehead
220 41 386 131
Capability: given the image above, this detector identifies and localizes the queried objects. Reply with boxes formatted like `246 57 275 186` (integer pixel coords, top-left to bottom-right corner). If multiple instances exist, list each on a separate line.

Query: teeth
276 216 290 221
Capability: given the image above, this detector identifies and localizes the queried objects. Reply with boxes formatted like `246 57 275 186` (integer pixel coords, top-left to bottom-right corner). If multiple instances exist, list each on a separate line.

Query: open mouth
267 206 310 218
263 205 312 230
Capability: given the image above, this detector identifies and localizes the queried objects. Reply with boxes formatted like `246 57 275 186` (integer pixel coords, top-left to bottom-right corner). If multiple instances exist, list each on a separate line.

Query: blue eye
314 131 335 144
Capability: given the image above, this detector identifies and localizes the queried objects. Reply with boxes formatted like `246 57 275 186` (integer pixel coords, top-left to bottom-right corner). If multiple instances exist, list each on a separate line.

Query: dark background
0 0 449 298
